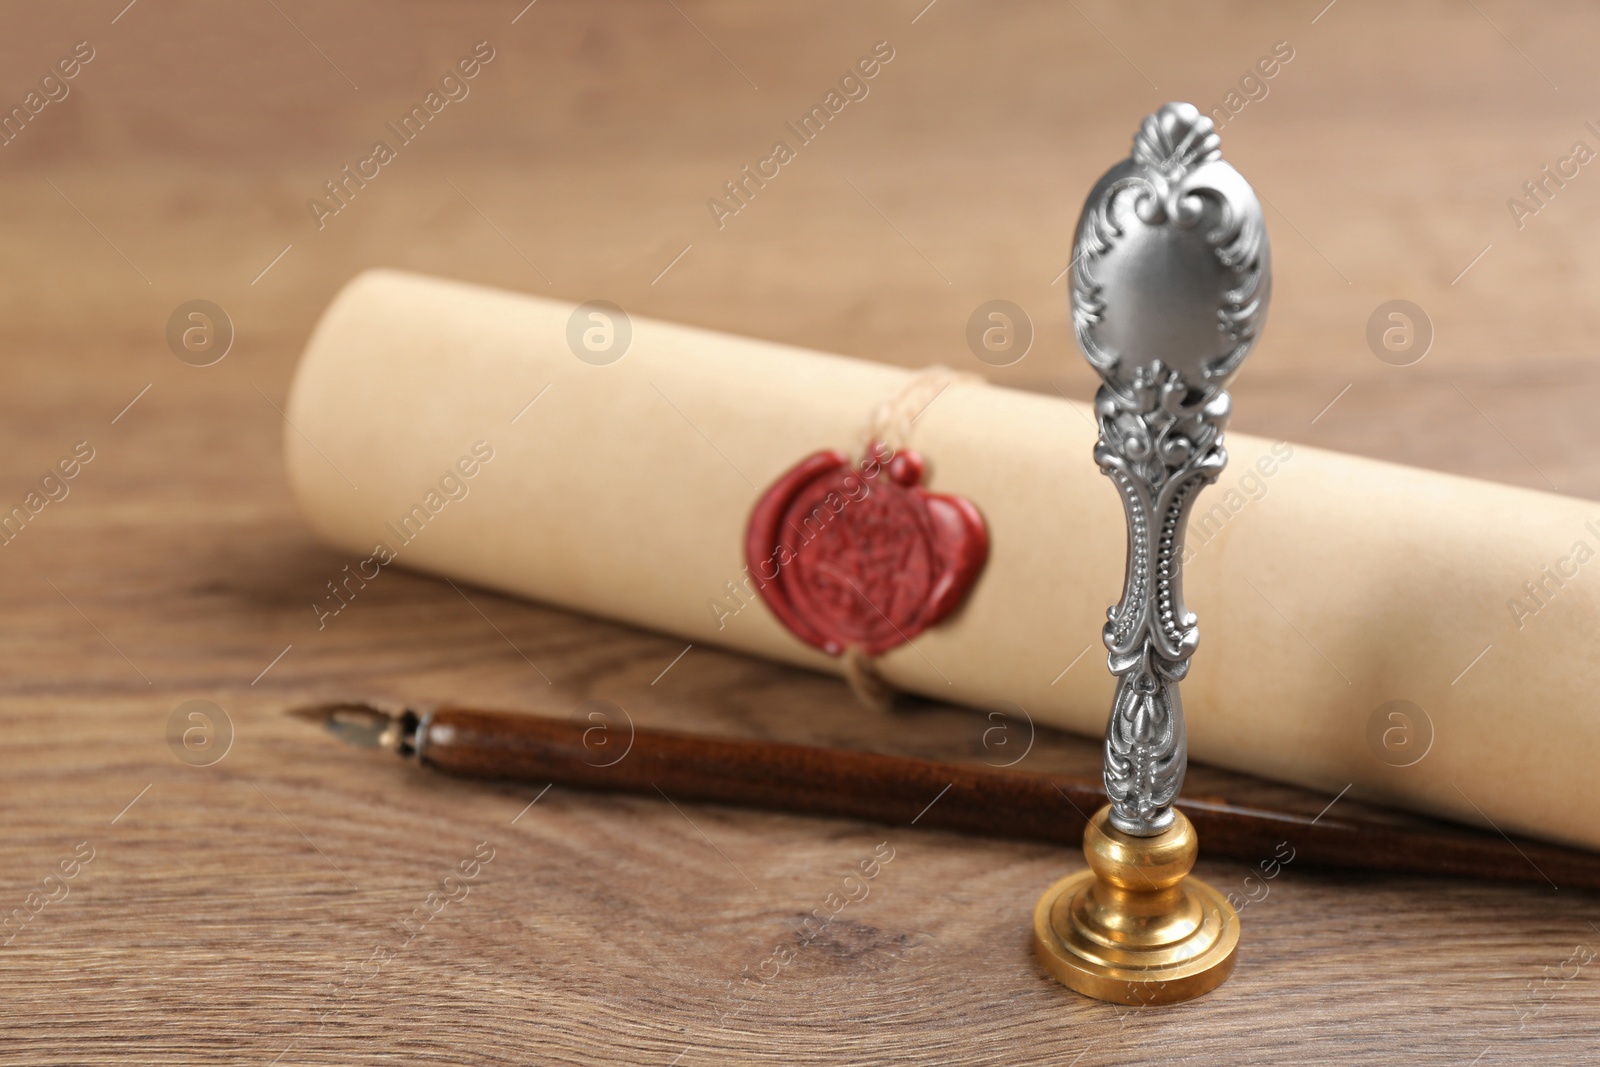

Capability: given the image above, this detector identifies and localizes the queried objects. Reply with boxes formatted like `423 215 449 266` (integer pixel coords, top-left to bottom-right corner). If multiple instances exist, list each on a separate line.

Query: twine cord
843 365 981 710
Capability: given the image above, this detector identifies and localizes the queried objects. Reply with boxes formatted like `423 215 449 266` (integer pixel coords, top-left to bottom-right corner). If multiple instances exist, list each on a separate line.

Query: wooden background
3 1 1599 1063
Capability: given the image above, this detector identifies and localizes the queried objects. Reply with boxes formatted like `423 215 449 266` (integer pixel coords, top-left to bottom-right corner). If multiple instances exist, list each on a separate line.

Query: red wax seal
745 443 989 656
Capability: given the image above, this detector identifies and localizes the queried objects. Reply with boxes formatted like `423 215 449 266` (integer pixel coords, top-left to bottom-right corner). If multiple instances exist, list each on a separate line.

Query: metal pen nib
287 702 416 753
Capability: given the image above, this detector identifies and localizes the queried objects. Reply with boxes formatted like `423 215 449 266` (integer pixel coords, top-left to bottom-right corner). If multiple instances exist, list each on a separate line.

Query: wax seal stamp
745 442 988 657
1033 101 1270 1005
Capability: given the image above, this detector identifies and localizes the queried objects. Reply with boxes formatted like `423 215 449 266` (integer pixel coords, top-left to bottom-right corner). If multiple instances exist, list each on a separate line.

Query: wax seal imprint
745 443 988 656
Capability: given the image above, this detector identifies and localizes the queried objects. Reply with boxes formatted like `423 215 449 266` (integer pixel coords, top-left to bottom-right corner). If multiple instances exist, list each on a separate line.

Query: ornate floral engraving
1093 369 1229 835
1070 103 1270 836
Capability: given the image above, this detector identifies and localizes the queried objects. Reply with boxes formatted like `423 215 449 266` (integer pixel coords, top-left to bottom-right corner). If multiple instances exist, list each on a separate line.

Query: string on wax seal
859 365 983 463
843 646 898 713
843 365 983 712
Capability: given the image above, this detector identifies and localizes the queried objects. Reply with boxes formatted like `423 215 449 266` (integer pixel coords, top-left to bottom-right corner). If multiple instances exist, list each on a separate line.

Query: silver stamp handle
1070 102 1271 836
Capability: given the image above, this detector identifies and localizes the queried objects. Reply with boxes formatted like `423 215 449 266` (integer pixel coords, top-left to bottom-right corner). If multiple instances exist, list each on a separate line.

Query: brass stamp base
1032 806 1239 1006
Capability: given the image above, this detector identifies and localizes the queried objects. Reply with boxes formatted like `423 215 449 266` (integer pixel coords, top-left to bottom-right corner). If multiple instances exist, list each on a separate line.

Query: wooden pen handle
422 706 1101 843
420 706 1600 891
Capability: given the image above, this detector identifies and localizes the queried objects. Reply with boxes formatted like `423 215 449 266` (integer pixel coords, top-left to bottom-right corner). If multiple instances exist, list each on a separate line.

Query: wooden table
4 2 1598 1063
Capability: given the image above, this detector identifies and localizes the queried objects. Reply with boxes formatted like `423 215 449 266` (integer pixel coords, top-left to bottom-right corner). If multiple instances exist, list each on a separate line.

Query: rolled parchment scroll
286 270 1600 851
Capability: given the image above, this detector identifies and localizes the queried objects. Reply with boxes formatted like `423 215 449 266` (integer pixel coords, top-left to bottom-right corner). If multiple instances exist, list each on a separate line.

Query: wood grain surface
2 2 1599 1064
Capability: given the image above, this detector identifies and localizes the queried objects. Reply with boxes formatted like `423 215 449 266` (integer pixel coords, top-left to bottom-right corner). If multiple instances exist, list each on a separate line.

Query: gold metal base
1033 805 1239 1006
